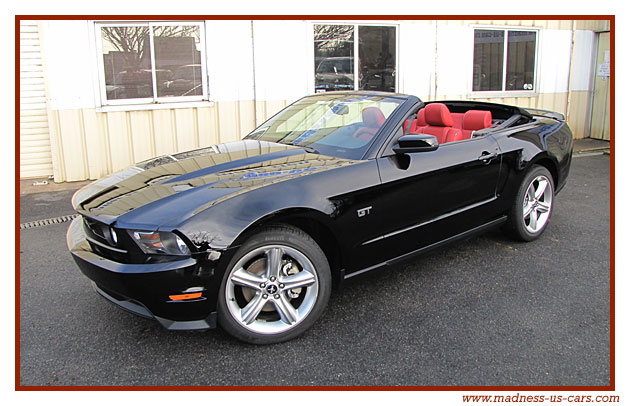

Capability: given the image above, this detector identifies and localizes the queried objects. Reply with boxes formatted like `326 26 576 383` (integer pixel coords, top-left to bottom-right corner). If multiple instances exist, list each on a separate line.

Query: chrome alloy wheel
522 175 553 234
225 245 319 335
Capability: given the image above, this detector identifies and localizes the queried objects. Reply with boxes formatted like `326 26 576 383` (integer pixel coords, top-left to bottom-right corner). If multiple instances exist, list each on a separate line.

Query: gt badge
357 206 372 217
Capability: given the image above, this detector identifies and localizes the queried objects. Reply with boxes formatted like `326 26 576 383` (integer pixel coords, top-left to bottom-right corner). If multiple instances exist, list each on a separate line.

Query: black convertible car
67 92 573 344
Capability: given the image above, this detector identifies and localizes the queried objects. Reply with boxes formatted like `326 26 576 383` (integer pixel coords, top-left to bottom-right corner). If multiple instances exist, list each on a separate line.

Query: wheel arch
527 154 559 190
229 208 344 287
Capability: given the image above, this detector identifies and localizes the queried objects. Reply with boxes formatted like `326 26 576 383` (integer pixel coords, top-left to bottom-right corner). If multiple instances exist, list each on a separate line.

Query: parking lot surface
19 155 610 386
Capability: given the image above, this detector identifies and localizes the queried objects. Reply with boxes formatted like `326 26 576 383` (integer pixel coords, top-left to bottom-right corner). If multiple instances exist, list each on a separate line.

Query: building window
314 23 397 93
96 22 207 105
473 28 537 93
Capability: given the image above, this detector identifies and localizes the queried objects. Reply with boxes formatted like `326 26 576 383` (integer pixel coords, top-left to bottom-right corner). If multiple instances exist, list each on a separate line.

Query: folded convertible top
524 108 566 121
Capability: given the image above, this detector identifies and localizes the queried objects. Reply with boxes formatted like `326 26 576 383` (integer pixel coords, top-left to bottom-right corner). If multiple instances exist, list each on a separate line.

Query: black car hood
72 140 358 229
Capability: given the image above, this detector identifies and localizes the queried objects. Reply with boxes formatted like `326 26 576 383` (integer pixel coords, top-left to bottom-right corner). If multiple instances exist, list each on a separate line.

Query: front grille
84 217 108 240
82 217 130 263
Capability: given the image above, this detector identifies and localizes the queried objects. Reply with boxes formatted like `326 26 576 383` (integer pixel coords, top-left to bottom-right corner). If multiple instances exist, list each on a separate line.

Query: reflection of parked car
360 67 395 92
315 57 354 91
68 91 573 345
106 69 172 99
162 64 203 97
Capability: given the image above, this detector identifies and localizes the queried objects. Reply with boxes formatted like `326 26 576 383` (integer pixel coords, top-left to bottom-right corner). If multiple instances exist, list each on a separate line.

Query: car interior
399 101 536 145
403 103 493 143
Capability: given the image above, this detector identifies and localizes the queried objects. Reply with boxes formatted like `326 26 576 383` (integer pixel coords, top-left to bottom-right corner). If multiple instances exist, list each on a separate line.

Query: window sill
96 100 215 113
466 91 539 99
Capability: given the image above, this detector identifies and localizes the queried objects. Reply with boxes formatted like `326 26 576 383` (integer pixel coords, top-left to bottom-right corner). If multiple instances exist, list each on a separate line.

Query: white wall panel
571 30 595 92
205 20 255 102
435 24 473 97
538 29 573 94
41 20 96 110
253 20 310 102
398 22 435 98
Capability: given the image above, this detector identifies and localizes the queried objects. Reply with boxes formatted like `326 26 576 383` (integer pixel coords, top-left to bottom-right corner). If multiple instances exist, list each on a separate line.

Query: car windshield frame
244 93 406 160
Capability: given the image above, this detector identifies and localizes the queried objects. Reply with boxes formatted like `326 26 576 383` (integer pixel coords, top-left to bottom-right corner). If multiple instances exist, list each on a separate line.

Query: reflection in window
506 31 536 91
472 28 537 93
101 26 153 100
99 22 206 104
358 26 396 92
473 30 504 92
314 25 355 92
153 25 202 97
314 24 397 93
246 93 403 160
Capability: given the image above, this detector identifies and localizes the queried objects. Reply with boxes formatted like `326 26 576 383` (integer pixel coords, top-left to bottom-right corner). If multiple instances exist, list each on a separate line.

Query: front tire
217 225 331 344
505 165 555 242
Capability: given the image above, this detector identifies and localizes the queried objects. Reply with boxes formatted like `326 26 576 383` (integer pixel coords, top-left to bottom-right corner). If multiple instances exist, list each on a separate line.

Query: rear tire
504 165 554 242
217 225 331 344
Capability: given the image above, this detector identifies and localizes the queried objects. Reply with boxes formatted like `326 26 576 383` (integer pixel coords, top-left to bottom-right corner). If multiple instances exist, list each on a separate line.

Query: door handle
478 151 498 163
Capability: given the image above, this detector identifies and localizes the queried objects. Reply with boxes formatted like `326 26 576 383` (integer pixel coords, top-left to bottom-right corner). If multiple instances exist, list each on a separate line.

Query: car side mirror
393 134 439 154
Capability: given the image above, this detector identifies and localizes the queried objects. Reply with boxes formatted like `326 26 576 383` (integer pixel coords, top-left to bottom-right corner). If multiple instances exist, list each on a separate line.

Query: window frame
309 21 400 94
94 21 209 107
469 25 540 99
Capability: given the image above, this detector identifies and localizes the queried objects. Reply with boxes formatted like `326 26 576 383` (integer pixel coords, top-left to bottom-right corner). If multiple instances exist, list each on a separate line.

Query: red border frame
15 14 615 391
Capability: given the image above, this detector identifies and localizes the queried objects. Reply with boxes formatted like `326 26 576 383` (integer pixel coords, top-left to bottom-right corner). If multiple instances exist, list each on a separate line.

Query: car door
362 134 503 264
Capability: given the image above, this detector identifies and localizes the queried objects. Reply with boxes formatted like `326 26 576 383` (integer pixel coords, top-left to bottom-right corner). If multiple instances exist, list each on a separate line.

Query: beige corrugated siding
51 100 271 182
19 21 53 179
575 20 611 32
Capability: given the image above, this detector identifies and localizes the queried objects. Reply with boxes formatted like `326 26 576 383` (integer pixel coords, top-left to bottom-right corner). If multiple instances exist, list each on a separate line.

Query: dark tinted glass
473 29 505 92
506 31 536 90
314 25 355 92
358 26 396 92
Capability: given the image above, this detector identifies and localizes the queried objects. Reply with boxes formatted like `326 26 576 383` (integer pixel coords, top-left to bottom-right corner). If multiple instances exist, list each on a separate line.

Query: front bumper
67 217 222 330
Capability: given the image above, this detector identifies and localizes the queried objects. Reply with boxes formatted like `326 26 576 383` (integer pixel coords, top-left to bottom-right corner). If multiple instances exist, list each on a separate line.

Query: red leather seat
451 113 465 130
353 107 386 141
403 108 427 134
409 108 427 133
417 103 463 144
461 110 492 139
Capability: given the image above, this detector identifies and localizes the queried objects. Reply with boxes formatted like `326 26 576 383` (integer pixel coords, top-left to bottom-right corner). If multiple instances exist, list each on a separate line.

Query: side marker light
169 292 202 301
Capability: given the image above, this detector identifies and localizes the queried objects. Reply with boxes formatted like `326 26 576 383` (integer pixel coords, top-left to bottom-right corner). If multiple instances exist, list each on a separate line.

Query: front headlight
128 230 191 256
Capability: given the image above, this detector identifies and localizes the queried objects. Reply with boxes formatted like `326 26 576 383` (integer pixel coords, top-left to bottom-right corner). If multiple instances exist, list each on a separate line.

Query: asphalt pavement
19 154 610 387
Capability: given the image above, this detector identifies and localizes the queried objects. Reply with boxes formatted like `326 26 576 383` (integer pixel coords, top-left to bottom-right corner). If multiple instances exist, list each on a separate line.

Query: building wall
36 19 610 182
19 20 55 178
401 20 599 143
40 20 296 181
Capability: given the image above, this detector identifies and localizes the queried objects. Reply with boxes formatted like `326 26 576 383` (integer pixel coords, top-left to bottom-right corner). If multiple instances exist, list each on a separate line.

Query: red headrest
424 103 454 127
462 110 492 130
362 107 386 128
416 108 427 127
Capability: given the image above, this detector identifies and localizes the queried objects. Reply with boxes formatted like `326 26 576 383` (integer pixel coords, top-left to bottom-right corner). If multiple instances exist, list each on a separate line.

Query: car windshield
244 94 405 160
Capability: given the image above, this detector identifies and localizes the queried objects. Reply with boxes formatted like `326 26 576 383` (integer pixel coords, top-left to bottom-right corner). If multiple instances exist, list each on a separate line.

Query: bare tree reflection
314 25 355 92
101 25 201 99
101 26 150 68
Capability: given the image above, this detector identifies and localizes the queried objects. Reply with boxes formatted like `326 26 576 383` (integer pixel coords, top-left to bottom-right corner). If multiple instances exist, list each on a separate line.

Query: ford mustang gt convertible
67 91 573 344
